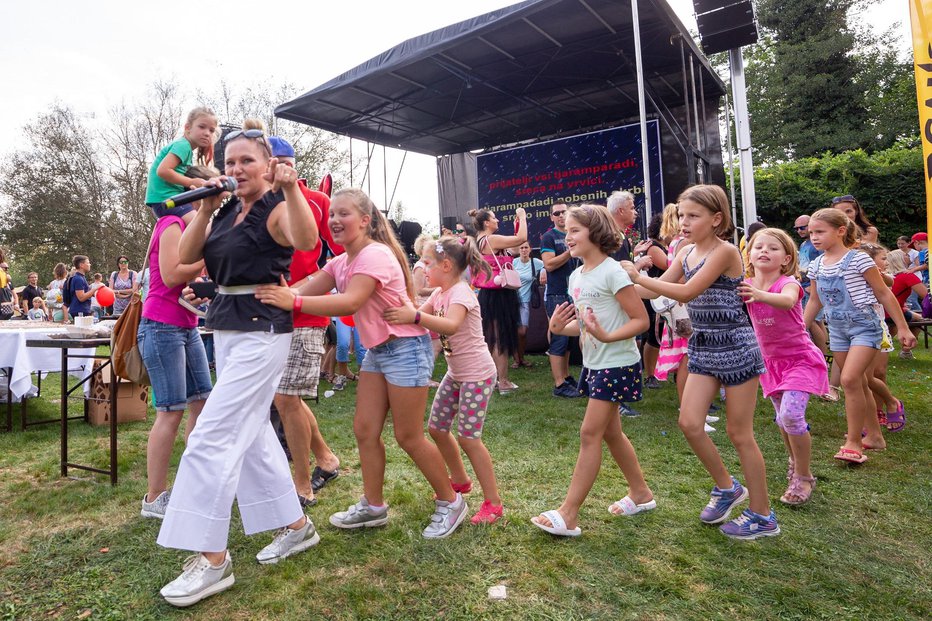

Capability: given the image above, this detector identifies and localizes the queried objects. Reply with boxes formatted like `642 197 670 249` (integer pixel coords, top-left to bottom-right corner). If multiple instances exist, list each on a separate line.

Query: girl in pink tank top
739 228 827 506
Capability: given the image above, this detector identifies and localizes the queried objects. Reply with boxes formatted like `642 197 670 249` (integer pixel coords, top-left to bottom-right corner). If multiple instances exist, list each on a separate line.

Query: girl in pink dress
738 228 827 505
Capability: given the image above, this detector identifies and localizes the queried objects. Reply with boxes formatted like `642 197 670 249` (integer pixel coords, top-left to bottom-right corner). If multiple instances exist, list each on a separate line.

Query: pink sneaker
450 479 472 494
470 500 503 525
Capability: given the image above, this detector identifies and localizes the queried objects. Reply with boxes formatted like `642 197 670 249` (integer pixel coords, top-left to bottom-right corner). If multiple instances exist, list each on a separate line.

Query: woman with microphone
155 120 319 608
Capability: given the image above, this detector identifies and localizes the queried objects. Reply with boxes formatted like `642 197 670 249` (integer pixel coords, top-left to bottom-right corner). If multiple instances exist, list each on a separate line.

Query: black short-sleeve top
204 190 293 333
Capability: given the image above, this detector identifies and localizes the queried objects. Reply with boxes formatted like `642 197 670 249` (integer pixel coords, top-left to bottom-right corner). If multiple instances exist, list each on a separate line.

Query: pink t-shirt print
322 242 427 348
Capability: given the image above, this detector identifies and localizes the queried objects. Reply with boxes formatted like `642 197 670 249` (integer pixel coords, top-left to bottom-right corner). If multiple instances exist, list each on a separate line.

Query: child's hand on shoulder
383 302 417 325
737 282 763 304
620 260 640 281
188 178 207 189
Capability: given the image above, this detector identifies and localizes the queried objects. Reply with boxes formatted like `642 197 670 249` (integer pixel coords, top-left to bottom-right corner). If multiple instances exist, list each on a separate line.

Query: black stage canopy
276 0 726 157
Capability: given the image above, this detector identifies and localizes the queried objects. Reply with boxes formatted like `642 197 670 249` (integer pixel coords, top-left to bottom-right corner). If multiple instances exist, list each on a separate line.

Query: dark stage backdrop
476 120 664 248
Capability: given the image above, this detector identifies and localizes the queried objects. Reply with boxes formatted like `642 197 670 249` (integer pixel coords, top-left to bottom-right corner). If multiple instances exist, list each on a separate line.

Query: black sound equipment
693 0 758 55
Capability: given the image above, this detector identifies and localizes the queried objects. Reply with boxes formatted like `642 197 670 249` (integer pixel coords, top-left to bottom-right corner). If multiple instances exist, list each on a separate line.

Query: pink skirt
759 349 828 398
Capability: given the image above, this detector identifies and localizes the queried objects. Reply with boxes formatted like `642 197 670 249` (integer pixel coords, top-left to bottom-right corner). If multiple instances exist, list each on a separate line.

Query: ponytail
334 188 417 303
433 235 491 280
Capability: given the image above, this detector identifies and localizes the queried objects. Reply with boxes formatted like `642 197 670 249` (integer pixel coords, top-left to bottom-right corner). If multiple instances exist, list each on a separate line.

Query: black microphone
161 178 237 209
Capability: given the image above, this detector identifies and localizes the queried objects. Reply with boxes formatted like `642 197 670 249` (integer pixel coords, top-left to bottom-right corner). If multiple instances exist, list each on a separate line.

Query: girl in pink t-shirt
738 228 827 506
385 236 504 525
258 188 467 539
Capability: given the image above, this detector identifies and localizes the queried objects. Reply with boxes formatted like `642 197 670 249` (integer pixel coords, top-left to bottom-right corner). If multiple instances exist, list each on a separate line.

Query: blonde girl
385 236 505 525
803 209 916 464
532 205 653 537
625 185 777 540
738 228 827 505
146 107 219 219
258 189 467 539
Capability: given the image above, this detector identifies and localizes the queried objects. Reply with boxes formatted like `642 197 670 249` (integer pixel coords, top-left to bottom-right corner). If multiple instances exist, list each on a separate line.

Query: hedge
737 145 928 246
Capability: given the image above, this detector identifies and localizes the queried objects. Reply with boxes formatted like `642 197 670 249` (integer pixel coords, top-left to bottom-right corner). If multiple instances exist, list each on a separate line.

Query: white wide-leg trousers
157 330 303 552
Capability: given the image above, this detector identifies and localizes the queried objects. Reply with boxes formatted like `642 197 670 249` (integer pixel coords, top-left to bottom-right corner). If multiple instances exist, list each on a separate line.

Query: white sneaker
706 415 720 424
255 516 320 565
422 493 467 539
141 490 171 519
704 423 716 433
332 374 347 391
160 552 234 608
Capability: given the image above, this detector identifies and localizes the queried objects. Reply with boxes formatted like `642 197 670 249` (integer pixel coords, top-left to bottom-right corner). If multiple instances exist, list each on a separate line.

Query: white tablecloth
0 326 96 399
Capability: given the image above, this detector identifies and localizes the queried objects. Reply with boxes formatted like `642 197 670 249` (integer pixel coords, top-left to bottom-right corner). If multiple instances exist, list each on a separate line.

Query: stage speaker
693 0 758 55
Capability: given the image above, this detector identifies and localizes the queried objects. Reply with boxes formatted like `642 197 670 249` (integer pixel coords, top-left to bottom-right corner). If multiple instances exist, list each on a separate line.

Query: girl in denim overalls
803 208 915 465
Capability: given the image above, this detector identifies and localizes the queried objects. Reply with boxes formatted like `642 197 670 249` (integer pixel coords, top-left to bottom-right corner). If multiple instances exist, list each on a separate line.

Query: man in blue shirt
65 255 96 319
540 203 581 398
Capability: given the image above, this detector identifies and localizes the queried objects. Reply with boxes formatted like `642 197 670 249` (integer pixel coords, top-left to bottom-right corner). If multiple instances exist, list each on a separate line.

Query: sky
0 0 911 230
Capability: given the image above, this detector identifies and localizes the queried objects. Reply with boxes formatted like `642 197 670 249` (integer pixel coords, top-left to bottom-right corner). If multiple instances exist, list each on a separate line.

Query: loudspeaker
693 0 758 55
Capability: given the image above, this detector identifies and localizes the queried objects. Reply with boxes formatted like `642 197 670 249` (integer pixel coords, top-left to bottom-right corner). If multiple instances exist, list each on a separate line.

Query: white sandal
608 496 657 516
531 510 581 537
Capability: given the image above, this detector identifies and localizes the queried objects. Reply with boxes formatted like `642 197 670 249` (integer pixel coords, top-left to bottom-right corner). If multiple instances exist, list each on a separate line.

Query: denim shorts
545 294 572 356
138 317 213 411
360 334 434 387
518 302 530 327
147 201 194 220
825 310 882 352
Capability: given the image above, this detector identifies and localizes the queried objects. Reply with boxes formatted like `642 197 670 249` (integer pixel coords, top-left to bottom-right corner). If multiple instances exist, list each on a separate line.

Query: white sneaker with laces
255 516 320 565
422 493 467 539
704 423 716 433
160 552 234 608
141 490 171 519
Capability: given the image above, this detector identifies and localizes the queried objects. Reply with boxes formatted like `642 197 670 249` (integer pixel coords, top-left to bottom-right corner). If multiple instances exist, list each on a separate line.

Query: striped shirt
809 250 878 309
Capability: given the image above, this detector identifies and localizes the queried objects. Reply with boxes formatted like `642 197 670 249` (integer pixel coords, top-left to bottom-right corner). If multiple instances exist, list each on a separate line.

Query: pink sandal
780 475 816 505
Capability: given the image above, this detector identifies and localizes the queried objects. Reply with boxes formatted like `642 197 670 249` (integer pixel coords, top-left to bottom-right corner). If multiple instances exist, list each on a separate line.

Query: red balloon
95 286 115 307
339 315 355 327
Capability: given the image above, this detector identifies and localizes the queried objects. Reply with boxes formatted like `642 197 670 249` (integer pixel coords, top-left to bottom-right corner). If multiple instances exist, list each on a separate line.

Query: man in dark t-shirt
20 271 46 315
540 203 581 399
66 255 95 318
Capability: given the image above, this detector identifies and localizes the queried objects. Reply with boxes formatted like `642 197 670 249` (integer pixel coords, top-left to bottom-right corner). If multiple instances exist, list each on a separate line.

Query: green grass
1 349 931 620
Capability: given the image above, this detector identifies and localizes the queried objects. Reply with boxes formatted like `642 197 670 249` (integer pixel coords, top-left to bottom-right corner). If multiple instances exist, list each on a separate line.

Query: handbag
651 295 693 344
530 258 542 309
472 237 522 290
110 230 156 385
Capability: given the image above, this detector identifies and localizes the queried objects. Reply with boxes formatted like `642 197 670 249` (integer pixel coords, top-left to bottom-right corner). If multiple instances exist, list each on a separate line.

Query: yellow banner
911 0 932 236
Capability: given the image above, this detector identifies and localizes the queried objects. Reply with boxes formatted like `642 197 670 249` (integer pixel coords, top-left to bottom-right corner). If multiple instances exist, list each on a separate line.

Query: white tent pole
723 91 739 243
729 48 757 228
631 0 652 223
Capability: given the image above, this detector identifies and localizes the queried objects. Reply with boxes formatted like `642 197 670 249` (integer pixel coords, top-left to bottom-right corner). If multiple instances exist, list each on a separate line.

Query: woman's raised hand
264 158 298 193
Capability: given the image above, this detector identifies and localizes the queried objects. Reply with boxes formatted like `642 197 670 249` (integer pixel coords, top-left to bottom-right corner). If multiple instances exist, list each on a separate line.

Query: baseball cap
909 232 928 249
267 136 295 159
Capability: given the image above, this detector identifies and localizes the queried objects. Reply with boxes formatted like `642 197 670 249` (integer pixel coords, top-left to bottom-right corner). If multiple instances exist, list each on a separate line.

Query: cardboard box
86 360 149 426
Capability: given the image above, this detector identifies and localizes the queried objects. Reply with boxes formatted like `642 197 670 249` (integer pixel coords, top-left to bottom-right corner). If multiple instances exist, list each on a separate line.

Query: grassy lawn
1 347 930 620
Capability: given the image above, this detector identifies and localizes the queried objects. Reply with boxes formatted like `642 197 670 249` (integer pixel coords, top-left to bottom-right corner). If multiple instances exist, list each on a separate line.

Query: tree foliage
753 144 926 245
746 0 918 163
0 80 350 283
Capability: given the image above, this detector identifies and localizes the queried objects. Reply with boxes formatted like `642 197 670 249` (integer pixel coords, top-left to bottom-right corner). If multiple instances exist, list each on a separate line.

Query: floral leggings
770 390 811 436
428 373 496 439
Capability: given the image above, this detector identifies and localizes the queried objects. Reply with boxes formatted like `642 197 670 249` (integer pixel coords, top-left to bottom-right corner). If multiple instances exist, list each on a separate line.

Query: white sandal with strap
608 496 657 516
532 510 581 537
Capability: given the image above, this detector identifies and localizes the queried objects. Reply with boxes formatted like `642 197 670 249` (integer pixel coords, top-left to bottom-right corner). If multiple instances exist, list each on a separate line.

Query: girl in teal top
145 107 218 218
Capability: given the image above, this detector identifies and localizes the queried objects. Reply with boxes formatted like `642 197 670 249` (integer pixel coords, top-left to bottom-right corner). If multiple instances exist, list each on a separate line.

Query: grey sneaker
333 374 347 391
329 497 389 529
422 493 467 539
141 490 171 519
255 516 320 565
160 552 234 608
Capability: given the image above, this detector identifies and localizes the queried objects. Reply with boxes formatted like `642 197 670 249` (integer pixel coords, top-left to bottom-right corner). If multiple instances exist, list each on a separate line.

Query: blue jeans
335 317 367 364
545 294 572 356
138 318 213 412
360 334 434 387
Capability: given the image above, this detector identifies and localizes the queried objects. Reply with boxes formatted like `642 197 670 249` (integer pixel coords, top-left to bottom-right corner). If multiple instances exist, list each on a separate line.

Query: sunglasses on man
793 225 807 231
552 210 566 217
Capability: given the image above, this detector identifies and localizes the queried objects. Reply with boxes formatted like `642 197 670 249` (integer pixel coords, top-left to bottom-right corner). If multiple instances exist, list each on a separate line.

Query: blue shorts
545 294 572 356
578 363 643 403
147 201 194 220
138 318 212 412
360 334 434 387
825 310 882 352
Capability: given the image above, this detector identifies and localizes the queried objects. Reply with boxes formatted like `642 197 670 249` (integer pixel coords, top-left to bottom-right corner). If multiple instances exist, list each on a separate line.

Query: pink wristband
293 294 302 314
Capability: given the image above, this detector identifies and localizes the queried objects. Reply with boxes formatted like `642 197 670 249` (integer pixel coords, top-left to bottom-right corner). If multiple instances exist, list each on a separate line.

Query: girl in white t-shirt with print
385 236 504 525
531 204 655 537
